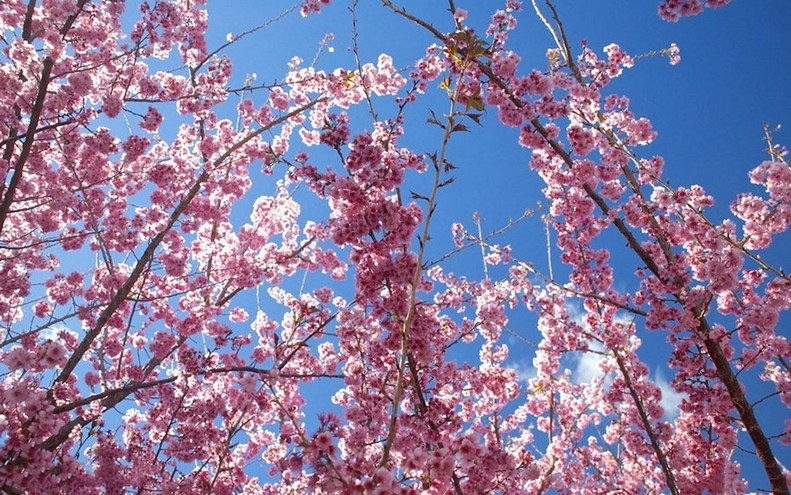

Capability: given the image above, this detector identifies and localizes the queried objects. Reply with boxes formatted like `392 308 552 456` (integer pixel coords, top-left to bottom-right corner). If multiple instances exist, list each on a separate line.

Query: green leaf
439 75 452 91
466 95 485 112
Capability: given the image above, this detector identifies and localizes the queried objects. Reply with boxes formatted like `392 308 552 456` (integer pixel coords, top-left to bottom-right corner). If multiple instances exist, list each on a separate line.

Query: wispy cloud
572 347 608 384
38 323 73 341
511 359 537 386
654 368 683 420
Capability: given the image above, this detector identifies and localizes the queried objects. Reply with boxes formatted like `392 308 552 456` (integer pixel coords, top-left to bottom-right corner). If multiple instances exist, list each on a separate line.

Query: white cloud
38 323 73 341
572 348 607 384
510 359 537 386
654 368 683 420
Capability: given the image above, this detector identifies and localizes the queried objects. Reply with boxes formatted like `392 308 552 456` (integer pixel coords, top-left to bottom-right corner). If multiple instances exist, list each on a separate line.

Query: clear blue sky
198 0 791 489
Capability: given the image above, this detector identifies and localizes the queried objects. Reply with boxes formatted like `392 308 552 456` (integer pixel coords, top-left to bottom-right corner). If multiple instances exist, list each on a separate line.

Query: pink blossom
658 0 731 21
101 92 123 118
139 106 163 132
453 8 468 22
229 307 248 323
666 43 681 65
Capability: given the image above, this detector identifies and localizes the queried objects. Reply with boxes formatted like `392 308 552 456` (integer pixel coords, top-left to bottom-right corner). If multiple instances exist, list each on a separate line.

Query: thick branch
699 318 789 494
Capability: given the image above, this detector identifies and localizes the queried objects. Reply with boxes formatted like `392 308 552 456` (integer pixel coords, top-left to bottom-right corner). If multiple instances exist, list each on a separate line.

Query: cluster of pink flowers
300 0 332 17
658 0 733 22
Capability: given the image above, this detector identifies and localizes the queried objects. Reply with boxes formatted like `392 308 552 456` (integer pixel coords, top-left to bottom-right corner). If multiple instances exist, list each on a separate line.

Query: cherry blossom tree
1 0 788 493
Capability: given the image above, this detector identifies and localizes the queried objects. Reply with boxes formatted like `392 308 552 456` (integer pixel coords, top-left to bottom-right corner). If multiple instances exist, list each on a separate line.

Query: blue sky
111 0 791 489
